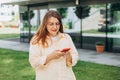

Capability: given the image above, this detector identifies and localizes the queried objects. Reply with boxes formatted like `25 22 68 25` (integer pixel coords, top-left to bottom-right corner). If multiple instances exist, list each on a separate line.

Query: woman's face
46 17 60 37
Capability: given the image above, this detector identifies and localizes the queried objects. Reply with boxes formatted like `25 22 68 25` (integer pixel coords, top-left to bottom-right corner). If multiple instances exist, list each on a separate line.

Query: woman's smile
52 29 57 32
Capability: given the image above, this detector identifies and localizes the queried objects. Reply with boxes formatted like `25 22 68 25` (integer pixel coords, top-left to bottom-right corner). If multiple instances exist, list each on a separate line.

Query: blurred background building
0 0 120 53
0 4 19 28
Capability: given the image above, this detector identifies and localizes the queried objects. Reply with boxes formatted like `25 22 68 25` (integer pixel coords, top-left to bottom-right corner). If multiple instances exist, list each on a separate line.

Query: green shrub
96 42 104 45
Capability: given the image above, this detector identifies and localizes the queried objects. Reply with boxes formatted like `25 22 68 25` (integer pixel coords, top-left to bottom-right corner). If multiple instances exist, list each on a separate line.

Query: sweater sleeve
66 34 79 66
29 44 47 69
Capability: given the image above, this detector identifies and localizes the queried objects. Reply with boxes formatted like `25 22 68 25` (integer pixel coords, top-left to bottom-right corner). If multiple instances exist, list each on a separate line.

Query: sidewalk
0 40 120 67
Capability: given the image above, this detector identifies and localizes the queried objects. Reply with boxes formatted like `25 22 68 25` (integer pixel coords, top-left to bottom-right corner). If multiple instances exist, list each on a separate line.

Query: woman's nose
53 24 58 28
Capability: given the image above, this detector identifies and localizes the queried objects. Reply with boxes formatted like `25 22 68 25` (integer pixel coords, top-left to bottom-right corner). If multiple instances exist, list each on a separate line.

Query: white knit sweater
29 32 78 80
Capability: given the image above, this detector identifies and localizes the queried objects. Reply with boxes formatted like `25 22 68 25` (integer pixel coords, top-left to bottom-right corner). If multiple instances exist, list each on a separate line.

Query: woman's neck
50 34 58 42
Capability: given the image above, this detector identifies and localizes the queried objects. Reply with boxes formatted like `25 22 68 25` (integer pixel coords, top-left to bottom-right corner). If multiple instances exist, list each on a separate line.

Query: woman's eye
49 23 53 26
48 22 60 26
56 23 60 25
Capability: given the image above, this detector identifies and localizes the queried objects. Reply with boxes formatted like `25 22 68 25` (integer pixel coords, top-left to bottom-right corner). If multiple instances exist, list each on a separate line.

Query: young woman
29 10 78 80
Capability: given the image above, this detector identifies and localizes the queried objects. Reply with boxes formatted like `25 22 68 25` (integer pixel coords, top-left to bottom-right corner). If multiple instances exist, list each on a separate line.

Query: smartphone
61 48 70 52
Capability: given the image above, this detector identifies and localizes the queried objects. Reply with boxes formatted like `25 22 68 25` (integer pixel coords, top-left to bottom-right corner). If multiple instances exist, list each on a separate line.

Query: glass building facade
16 1 120 53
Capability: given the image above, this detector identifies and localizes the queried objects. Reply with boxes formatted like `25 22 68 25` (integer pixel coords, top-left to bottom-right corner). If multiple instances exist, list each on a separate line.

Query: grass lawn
0 48 120 80
0 34 20 39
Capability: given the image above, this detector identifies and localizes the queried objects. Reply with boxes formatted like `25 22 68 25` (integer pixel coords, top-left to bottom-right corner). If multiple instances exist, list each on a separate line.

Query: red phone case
61 48 70 52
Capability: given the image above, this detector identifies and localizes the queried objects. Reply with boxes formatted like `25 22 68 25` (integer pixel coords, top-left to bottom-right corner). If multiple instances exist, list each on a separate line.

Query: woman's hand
44 50 65 65
51 50 62 59
65 51 72 67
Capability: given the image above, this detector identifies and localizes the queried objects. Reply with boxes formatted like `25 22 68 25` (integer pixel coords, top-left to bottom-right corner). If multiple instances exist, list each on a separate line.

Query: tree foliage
110 3 120 18
110 3 120 11
22 10 34 21
57 8 68 19
75 6 90 19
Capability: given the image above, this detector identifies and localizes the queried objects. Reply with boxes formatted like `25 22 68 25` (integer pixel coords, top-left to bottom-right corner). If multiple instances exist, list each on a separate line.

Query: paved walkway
0 40 120 67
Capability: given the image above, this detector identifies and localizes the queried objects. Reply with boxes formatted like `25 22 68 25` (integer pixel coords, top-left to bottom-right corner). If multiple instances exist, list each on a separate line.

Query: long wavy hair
31 10 64 47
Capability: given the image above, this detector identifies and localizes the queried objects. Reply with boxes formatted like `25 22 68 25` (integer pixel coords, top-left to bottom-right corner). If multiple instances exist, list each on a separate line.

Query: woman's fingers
52 50 70 59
